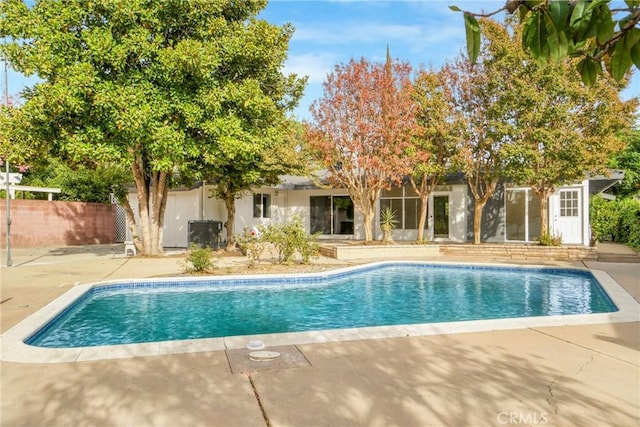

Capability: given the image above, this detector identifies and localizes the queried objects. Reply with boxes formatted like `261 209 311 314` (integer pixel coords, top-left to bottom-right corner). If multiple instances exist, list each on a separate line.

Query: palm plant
380 207 397 245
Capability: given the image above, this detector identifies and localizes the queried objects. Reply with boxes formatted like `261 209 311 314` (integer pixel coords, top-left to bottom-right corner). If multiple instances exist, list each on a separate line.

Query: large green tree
449 18 635 244
608 128 640 198
0 100 43 168
495 23 637 236
203 119 310 251
18 158 130 203
452 0 640 85
0 0 304 255
409 67 459 243
447 21 517 244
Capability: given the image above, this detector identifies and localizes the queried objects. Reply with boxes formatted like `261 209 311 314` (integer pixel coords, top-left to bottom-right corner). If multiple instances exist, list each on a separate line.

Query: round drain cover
246 340 265 351
249 351 281 362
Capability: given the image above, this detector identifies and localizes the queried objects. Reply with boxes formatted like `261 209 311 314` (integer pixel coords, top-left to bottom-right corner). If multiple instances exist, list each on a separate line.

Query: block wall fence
0 199 116 248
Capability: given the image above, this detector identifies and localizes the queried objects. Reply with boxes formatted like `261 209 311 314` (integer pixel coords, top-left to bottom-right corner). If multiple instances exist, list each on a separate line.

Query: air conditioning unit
188 220 223 250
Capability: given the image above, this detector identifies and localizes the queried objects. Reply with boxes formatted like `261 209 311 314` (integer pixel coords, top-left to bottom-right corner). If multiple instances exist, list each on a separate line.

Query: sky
261 0 499 119
4 0 639 119
260 0 639 119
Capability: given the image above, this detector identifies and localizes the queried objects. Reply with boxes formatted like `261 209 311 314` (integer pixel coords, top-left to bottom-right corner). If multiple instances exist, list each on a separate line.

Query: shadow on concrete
46 244 122 257
7 244 122 268
254 333 638 426
1 351 264 427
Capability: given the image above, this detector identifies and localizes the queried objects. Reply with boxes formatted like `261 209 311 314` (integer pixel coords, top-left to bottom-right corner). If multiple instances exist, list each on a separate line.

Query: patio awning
588 169 625 195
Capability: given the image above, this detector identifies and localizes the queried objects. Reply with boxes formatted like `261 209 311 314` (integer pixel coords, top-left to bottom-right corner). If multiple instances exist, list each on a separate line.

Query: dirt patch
159 248 351 277
192 261 349 277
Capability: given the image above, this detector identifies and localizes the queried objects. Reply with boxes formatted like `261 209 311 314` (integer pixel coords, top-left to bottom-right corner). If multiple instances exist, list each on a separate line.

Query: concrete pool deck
1 244 639 426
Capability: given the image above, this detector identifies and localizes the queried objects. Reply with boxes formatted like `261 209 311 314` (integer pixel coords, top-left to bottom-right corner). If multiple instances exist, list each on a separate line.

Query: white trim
8 185 61 201
581 179 590 246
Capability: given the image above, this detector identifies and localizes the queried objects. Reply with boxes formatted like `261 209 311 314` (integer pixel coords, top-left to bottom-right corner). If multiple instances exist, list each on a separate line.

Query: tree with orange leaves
307 53 416 242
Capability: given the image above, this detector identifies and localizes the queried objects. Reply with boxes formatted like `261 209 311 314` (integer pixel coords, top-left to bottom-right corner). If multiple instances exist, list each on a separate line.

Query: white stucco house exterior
126 171 623 248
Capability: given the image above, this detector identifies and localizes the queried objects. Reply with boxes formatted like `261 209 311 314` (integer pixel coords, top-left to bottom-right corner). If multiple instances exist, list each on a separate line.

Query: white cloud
294 22 423 44
285 52 337 84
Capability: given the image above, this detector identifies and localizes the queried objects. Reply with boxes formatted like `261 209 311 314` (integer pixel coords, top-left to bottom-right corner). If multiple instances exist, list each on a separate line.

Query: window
505 190 526 241
505 188 541 242
404 198 419 229
253 193 271 218
310 196 354 235
379 186 427 230
380 198 403 228
560 191 579 217
310 196 331 234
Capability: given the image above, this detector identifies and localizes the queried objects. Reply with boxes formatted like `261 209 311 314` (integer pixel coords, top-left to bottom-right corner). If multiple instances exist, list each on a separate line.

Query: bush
590 195 640 250
379 206 397 244
299 237 321 263
236 226 267 267
536 232 562 246
20 158 130 203
261 216 320 264
616 198 640 250
590 195 619 242
183 243 215 273
260 222 293 263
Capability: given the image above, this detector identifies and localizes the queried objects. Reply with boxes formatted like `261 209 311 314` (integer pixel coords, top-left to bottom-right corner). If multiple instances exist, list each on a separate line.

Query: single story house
124 171 624 248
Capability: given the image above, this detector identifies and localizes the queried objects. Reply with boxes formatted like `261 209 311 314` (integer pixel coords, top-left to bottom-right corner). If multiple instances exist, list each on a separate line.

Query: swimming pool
26 262 617 348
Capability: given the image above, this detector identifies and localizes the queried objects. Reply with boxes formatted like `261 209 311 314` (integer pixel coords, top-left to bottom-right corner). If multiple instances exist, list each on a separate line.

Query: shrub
236 226 267 267
184 243 215 273
589 195 619 242
616 198 640 250
261 216 320 264
379 206 397 244
298 232 321 263
261 222 293 263
536 232 562 246
590 195 640 250
20 158 130 203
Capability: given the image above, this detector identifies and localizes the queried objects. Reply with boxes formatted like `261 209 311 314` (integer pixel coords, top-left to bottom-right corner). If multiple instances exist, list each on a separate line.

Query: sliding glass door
505 188 541 242
310 196 354 235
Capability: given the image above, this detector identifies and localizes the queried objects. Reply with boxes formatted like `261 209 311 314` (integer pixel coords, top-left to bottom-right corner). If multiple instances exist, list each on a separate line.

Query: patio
1 244 638 426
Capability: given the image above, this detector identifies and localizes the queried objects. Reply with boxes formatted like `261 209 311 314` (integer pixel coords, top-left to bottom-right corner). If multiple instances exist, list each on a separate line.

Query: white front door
551 189 583 244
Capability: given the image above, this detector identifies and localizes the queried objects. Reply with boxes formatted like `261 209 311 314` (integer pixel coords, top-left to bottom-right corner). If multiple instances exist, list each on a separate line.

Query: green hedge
590 196 640 250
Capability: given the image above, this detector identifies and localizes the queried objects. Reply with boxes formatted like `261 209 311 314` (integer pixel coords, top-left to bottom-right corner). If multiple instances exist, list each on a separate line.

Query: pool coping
2 260 638 364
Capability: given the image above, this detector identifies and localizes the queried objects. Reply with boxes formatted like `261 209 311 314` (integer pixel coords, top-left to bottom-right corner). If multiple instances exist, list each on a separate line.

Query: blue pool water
26 263 617 348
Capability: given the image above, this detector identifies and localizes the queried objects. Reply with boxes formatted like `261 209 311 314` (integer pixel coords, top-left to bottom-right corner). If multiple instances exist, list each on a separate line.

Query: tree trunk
472 200 486 245
223 193 237 251
354 188 379 243
532 187 554 237
362 207 374 242
467 175 497 245
381 226 394 244
416 194 428 243
120 196 141 250
364 190 381 243
410 175 440 244
540 194 549 236
131 155 151 254
129 154 169 256
148 171 168 256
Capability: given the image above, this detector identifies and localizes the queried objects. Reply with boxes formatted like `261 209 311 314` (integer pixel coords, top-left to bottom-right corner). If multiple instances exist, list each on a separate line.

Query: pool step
597 253 640 263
